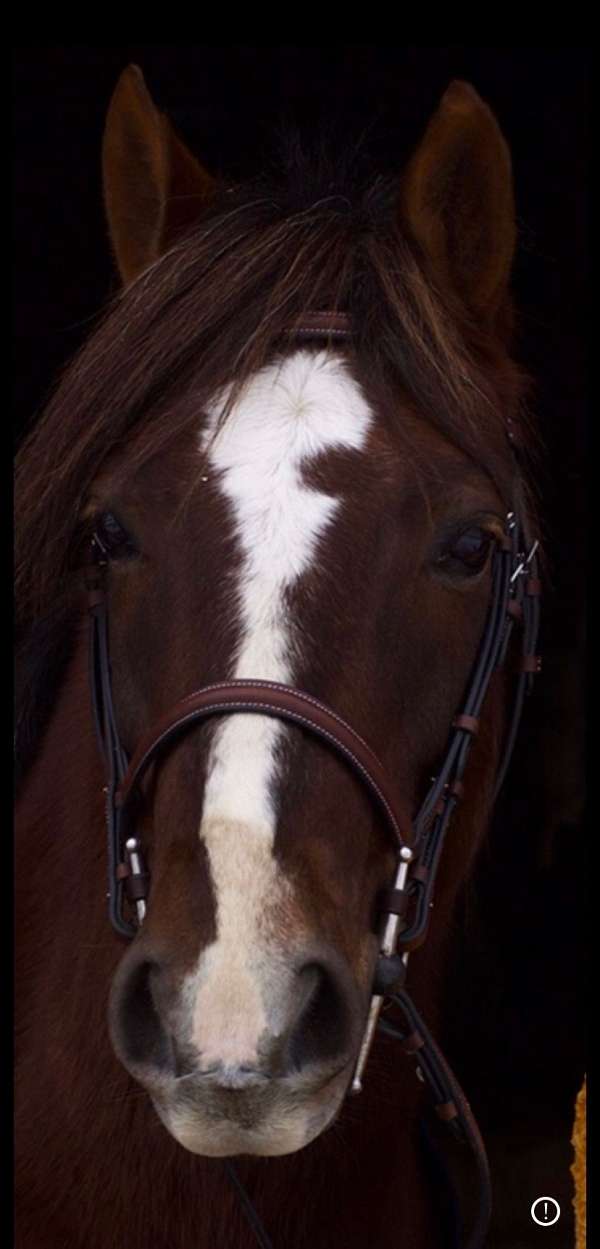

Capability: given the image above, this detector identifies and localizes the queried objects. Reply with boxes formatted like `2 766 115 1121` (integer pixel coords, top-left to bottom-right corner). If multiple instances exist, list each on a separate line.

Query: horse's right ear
102 64 215 286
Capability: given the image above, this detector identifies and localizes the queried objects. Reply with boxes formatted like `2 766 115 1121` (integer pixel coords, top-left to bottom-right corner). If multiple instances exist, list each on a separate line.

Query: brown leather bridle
85 312 541 1249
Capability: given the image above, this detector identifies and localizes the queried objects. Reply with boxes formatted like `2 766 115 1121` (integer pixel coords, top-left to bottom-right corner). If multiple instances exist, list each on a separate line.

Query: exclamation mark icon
531 1196 560 1226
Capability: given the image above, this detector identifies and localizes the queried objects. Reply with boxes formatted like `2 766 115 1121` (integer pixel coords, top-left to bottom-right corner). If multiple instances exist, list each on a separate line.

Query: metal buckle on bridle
351 845 413 1094
510 538 540 584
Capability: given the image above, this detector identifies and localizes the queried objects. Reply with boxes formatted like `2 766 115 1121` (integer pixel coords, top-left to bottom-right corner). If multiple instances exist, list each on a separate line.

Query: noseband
85 312 541 1249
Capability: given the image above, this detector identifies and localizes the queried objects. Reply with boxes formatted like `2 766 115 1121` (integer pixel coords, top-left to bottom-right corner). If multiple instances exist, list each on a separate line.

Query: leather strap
380 991 492 1249
115 679 410 851
290 311 352 338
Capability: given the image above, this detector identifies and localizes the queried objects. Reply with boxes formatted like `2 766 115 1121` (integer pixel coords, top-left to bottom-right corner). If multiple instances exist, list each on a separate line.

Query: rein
85 312 541 1249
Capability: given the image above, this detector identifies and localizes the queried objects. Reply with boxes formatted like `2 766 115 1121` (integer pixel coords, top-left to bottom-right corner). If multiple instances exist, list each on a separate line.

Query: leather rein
85 311 541 1249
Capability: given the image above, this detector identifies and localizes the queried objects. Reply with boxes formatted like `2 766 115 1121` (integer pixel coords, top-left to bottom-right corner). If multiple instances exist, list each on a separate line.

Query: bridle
85 311 541 1249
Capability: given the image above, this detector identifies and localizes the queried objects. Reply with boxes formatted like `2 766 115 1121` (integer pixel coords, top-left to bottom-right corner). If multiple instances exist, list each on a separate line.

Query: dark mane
15 135 537 779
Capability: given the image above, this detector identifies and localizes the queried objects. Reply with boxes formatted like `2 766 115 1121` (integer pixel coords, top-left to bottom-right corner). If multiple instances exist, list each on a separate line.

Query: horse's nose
109 946 360 1086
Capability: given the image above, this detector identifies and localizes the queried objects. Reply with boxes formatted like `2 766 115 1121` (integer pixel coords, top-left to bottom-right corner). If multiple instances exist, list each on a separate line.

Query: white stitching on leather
120 700 404 846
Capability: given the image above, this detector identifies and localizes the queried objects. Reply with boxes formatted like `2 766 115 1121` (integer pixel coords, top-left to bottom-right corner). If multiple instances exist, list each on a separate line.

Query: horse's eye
93 512 136 560
437 526 494 576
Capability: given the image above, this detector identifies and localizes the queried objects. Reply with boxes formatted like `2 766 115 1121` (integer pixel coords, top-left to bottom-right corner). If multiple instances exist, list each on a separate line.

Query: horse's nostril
111 959 174 1072
287 961 351 1073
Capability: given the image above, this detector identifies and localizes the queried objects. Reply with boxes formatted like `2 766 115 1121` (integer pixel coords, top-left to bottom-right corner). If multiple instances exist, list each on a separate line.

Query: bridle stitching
116 698 405 846
169 680 384 765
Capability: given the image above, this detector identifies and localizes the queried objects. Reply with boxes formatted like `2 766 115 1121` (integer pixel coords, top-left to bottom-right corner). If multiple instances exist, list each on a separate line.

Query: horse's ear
102 64 215 286
401 81 516 327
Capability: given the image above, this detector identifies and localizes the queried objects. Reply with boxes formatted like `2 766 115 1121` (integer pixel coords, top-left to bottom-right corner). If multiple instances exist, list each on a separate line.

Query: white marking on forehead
187 350 373 1066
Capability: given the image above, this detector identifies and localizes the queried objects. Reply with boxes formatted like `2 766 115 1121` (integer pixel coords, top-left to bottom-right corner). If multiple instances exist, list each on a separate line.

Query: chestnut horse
15 68 539 1248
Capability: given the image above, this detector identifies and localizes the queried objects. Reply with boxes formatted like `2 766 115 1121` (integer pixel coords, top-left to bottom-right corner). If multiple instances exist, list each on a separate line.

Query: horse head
16 68 537 1175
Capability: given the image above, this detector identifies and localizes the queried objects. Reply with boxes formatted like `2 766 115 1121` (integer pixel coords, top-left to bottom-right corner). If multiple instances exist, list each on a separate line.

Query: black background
14 46 588 1247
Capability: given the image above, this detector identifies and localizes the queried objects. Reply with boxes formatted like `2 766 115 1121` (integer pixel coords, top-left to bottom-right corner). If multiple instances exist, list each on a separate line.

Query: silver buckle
510 538 539 584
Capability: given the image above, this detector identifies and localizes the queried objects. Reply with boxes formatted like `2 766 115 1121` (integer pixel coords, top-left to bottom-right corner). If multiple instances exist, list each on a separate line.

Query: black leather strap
379 991 492 1249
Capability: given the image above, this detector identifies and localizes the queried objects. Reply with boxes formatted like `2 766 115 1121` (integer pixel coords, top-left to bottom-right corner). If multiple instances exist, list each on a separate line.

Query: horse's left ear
102 64 215 286
401 81 516 327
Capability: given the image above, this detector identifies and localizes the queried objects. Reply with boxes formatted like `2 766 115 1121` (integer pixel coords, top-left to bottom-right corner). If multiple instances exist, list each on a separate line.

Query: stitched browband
291 311 354 339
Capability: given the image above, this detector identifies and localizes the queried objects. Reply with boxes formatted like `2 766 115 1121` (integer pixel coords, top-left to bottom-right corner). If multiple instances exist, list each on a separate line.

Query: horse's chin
151 1077 346 1157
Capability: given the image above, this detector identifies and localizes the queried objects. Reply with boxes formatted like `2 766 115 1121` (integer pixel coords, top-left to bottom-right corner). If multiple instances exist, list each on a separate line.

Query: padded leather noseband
115 680 410 848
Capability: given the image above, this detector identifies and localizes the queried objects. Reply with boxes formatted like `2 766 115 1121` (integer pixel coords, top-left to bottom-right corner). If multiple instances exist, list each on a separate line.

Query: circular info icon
531 1197 561 1227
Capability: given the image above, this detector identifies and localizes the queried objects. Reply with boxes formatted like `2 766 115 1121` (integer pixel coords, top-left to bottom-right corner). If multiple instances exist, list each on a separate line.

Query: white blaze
187 349 373 1066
